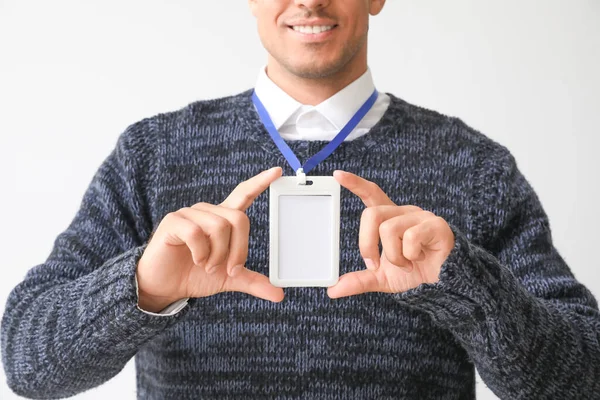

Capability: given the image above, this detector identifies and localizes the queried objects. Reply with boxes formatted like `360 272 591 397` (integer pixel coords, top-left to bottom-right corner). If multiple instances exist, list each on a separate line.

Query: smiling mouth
288 25 339 34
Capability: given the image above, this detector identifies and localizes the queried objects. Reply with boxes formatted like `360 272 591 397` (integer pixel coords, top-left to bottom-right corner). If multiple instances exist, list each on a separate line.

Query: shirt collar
253 65 377 130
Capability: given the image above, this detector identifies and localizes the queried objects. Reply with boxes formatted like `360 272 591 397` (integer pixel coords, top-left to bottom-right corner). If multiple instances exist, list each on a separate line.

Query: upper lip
287 20 338 27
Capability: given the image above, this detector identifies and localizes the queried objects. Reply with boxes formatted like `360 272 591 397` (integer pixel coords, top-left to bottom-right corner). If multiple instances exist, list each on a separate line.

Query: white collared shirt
253 66 390 141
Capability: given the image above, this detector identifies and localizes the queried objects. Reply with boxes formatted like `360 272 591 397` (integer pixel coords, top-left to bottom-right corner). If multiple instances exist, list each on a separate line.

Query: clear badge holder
269 169 340 287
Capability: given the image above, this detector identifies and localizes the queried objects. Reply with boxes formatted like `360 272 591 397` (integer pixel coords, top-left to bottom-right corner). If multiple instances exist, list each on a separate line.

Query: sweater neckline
233 89 403 174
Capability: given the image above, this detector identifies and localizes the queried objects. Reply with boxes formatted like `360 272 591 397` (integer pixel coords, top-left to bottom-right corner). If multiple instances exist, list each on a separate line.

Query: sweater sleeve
394 147 600 399
1 120 189 399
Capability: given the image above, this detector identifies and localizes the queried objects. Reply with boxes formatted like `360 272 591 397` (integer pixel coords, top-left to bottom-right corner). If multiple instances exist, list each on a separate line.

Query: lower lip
288 26 337 43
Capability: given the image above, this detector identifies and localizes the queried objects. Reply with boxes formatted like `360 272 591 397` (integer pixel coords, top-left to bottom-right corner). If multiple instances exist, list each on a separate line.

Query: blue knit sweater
2 89 599 399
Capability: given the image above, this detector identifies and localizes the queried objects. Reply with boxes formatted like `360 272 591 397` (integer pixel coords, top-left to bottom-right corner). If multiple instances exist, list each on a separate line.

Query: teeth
292 25 334 34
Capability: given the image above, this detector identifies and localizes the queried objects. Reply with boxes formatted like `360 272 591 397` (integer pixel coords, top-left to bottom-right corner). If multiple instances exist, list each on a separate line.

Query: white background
1 1 598 399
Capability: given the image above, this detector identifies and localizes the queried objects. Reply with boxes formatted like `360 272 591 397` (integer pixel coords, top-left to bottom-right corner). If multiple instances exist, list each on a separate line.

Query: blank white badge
269 176 340 287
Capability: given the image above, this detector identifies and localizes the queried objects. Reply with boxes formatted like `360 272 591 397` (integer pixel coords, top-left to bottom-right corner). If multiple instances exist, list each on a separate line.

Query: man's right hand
136 166 284 313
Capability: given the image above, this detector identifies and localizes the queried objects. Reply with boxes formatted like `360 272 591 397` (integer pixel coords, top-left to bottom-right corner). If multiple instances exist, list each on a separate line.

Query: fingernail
231 264 244 276
208 264 221 274
364 258 377 270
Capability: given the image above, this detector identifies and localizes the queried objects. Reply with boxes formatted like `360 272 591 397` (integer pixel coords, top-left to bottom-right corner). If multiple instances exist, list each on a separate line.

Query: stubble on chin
283 58 346 79
276 33 366 80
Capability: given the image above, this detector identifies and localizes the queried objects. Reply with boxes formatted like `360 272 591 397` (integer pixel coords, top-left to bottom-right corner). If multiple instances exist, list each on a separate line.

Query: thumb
222 267 285 302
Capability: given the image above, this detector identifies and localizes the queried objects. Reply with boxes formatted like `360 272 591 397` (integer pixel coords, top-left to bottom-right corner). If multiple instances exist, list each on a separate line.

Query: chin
284 58 345 79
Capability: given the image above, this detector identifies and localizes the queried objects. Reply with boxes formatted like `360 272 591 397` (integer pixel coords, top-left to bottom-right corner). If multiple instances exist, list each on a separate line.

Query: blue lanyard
252 88 379 175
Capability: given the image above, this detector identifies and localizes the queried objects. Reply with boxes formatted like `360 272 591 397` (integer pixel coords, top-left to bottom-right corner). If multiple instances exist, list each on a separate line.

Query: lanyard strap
252 88 379 175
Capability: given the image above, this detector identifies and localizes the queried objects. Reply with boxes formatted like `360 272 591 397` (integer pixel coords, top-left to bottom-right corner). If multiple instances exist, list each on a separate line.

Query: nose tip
293 0 330 9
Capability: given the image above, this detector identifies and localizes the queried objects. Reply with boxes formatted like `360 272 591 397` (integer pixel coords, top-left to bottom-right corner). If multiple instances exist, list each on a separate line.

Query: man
2 0 599 399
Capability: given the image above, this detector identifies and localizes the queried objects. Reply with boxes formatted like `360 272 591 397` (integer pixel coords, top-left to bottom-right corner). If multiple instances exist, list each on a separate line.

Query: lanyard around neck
252 88 378 175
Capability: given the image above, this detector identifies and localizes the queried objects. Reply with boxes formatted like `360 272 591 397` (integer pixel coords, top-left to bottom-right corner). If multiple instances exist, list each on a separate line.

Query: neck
265 53 368 106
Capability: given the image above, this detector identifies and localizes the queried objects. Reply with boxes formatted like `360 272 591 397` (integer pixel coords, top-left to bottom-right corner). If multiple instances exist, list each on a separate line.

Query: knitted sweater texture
2 89 599 399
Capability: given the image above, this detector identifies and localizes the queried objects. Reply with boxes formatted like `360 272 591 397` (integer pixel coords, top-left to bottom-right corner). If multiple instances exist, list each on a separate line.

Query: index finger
220 166 283 211
333 170 395 207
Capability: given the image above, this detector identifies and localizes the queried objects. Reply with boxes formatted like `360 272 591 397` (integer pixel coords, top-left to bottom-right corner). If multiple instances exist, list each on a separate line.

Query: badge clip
296 168 307 185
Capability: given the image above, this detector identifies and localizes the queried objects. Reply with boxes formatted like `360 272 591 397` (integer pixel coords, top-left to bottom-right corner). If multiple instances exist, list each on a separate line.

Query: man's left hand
327 170 455 299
